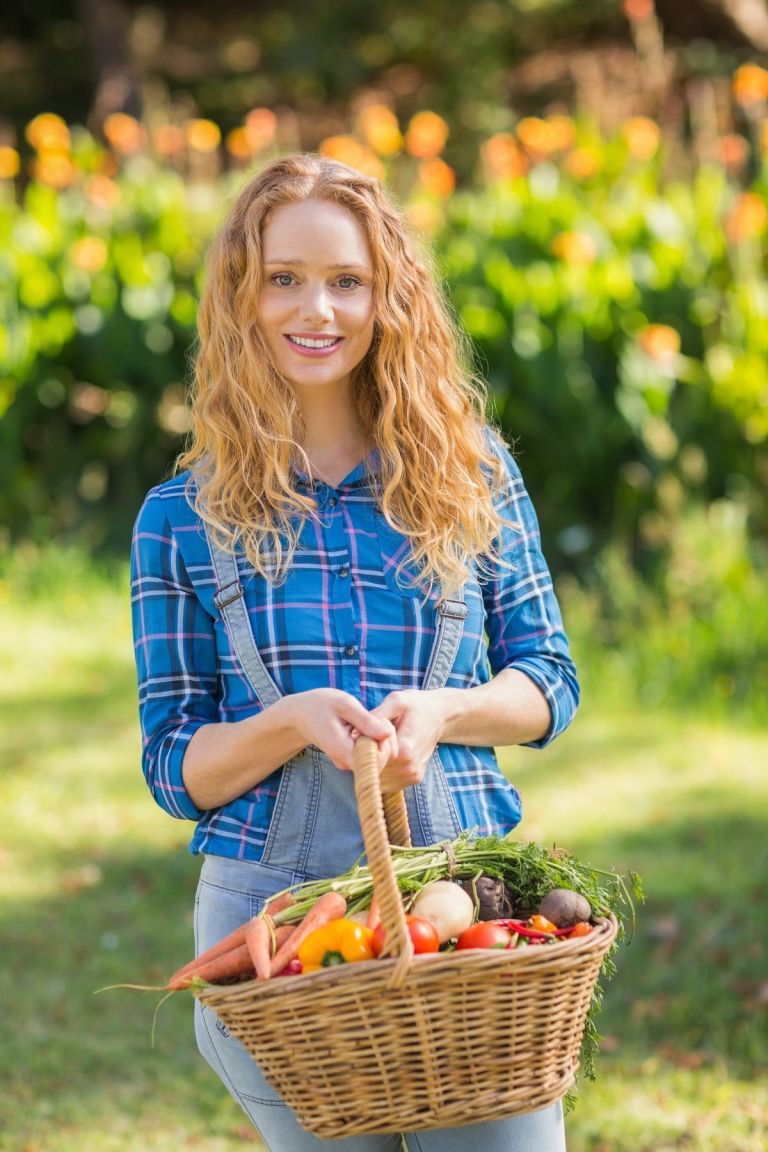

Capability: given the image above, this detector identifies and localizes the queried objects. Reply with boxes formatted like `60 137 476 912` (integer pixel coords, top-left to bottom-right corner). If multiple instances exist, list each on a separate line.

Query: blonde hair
178 152 511 594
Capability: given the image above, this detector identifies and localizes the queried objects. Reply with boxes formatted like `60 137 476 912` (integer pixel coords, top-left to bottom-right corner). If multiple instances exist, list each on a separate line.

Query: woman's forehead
262 199 373 266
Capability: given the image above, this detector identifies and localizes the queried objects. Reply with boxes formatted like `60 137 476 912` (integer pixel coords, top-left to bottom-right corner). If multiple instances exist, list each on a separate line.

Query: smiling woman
130 152 578 1152
257 199 376 484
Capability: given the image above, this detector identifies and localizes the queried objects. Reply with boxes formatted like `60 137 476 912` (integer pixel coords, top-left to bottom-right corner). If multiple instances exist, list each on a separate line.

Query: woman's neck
297 387 368 487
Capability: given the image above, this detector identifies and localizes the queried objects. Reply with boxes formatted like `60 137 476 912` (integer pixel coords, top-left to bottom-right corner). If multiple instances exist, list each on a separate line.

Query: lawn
1 566 766 1152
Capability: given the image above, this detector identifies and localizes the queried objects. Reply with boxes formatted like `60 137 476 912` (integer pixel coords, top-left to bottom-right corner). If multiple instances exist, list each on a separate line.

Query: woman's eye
336 275 361 289
271 273 295 287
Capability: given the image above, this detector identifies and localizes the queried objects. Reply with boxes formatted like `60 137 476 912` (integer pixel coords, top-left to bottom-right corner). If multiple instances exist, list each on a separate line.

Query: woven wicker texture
195 738 618 1138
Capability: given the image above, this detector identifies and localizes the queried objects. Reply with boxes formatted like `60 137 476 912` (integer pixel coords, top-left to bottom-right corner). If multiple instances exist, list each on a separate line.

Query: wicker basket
194 738 618 1139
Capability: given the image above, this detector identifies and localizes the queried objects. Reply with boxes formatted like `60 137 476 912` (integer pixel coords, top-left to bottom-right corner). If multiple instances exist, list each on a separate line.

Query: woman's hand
283 688 398 773
369 689 450 793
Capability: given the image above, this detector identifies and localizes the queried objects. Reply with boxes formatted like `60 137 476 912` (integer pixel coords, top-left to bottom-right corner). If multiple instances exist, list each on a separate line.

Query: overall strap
207 532 283 709
422 597 468 691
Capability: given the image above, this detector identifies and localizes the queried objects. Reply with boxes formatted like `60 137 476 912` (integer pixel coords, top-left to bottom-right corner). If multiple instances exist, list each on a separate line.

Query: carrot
270 891 347 977
167 923 251 988
168 893 297 989
272 923 295 953
245 917 272 981
264 891 296 917
367 897 381 931
169 943 253 989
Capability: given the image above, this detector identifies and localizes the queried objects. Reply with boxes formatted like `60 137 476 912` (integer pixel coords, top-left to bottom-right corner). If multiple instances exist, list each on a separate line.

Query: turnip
410 880 475 943
538 888 592 928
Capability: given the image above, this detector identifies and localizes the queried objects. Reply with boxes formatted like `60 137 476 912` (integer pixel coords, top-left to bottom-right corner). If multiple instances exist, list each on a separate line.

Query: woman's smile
258 199 375 394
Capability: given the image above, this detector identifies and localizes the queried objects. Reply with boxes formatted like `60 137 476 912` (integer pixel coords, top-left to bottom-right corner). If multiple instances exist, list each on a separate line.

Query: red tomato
372 915 440 957
455 922 512 950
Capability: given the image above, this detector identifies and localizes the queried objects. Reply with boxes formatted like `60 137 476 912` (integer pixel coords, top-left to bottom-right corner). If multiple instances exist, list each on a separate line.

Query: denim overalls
193 539 565 1152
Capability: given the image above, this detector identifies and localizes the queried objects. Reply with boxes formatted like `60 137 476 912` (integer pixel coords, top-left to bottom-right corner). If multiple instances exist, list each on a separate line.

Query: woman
131 153 579 1152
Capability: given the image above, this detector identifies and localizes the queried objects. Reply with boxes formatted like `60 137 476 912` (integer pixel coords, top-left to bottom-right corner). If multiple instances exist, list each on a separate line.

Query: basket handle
352 737 414 986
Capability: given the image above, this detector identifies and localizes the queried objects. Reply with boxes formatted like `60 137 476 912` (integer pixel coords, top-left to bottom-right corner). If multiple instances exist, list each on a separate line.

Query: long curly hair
178 152 511 594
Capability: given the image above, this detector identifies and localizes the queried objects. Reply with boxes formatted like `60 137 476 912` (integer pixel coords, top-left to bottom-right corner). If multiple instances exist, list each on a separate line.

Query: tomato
455 922 512 950
568 921 592 937
372 915 440 957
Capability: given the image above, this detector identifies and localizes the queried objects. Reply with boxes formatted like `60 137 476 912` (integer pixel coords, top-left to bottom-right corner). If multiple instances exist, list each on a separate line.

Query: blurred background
1 2 766 1150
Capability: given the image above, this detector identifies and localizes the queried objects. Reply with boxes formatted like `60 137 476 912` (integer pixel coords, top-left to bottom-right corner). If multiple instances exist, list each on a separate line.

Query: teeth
288 335 339 349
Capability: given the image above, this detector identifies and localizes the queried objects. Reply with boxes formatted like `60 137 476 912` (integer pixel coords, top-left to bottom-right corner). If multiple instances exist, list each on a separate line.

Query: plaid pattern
130 437 579 859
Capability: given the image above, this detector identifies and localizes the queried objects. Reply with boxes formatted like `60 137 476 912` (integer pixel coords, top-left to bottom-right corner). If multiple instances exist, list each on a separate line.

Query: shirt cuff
143 721 207 820
510 657 580 749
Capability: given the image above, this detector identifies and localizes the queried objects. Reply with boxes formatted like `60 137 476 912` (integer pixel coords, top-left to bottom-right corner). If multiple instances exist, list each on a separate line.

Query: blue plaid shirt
130 436 579 859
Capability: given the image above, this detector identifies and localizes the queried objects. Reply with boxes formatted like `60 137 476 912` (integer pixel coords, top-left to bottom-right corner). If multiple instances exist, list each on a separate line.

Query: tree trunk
76 0 142 128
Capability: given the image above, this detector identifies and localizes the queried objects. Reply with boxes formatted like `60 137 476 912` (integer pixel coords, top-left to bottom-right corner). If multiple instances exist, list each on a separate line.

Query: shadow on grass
1 845 235 1143
570 805 768 1078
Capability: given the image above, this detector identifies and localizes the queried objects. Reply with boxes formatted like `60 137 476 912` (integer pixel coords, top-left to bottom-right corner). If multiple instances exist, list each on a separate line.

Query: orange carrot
245 917 272 981
169 893 296 988
168 923 251 988
270 891 347 977
264 891 296 917
272 923 295 953
367 897 381 931
169 943 253 989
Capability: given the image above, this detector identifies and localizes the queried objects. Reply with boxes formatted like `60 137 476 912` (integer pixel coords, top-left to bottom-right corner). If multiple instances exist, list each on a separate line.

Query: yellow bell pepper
297 918 376 972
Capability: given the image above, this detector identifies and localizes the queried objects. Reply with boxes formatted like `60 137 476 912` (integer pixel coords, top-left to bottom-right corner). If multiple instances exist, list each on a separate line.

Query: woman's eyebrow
263 258 371 271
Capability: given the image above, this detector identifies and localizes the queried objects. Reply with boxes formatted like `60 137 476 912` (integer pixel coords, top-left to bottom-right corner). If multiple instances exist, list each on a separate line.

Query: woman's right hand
282 688 398 773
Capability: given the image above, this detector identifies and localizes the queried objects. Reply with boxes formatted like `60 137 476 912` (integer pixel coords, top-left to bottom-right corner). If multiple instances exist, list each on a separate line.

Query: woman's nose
299 283 334 323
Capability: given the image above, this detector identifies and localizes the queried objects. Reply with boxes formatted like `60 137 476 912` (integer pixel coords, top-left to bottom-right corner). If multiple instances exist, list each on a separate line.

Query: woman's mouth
284 334 343 356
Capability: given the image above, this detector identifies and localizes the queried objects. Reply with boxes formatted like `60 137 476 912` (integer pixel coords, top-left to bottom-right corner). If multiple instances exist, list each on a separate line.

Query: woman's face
258 199 375 397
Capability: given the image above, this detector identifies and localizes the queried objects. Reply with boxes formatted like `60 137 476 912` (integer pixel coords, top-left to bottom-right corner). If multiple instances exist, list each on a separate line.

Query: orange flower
152 124 185 158
26 112 70 152
0 146 20 179
418 158 455 198
733 63 768 107
480 133 529 181
516 117 560 159
638 324 681 361
547 114 576 152
358 105 402 157
551 231 598 266
319 135 384 178
405 111 449 159
564 146 601 181
623 116 661 159
32 152 76 188
85 174 121 207
103 113 146 155
725 191 768 242
225 127 253 160
718 134 749 170
69 236 109 273
185 119 221 153
623 0 654 22
244 108 277 153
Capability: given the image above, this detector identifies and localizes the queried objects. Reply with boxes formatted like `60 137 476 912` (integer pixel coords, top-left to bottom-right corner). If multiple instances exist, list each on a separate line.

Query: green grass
1 564 766 1152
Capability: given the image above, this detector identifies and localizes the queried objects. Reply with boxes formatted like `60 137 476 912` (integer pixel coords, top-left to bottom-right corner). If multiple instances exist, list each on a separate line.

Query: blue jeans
193 855 567 1152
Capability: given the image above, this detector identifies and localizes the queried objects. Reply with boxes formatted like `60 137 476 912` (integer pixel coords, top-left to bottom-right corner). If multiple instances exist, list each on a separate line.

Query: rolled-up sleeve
130 491 217 819
482 439 580 747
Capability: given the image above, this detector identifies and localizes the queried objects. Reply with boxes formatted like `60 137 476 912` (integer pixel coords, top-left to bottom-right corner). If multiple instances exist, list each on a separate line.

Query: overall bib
193 541 566 1152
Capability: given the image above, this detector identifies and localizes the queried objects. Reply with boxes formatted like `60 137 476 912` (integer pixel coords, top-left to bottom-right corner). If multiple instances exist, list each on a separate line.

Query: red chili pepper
491 918 572 940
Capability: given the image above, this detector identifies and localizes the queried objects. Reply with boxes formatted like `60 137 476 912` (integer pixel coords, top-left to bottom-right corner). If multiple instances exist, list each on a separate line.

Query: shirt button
343 644 357 657
338 566 350 578
328 496 338 508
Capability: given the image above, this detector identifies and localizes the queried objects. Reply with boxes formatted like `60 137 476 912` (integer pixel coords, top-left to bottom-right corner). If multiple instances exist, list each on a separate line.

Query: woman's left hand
368 689 449 793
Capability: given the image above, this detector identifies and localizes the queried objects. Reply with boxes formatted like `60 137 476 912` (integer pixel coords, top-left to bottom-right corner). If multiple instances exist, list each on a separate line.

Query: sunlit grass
1 566 766 1152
